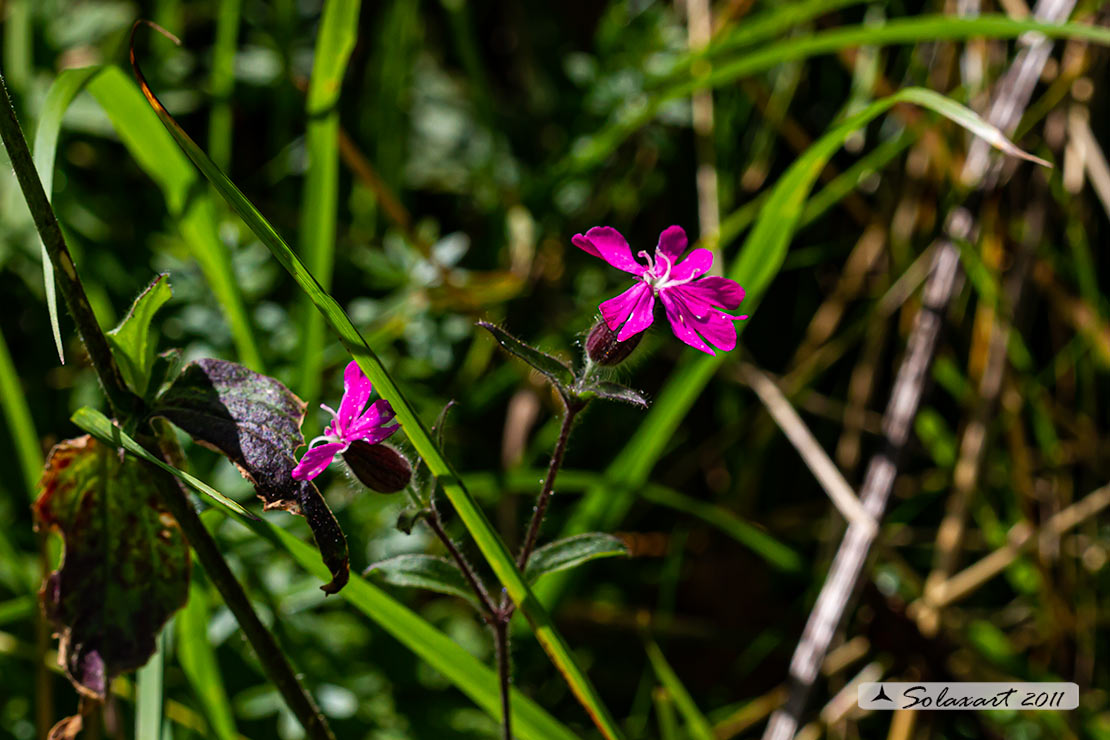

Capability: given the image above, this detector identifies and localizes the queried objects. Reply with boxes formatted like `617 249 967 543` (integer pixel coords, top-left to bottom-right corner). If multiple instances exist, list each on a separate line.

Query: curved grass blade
71 407 258 522
543 87 1050 607
297 0 362 406
0 323 42 495
135 630 166 740
568 15 1110 171
208 0 242 171
32 66 103 364
645 641 714 740
79 66 264 371
464 468 803 573
177 578 239 740
126 29 625 737
74 406 579 740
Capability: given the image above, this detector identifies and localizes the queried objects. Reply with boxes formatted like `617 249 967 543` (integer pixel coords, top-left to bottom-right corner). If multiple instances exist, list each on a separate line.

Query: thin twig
738 362 876 536
763 0 1072 734
919 481 1110 609
762 244 960 740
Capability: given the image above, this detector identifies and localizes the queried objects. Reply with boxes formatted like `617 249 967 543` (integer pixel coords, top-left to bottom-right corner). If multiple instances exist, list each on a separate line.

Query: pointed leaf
107 274 172 396
580 381 650 409
477 321 574 393
525 533 630 584
35 435 190 700
151 358 349 593
33 66 103 365
364 554 478 609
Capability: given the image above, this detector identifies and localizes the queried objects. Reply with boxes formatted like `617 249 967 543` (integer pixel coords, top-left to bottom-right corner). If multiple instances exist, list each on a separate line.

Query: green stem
0 72 137 419
514 402 582 572
424 505 498 618
150 428 336 740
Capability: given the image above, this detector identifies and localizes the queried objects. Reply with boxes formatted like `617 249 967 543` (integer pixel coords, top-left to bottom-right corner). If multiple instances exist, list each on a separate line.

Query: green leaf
152 358 349 593
129 47 624 736
34 435 190 699
32 66 103 365
477 321 575 394
71 407 256 522
364 554 478 608
107 274 172 396
525 533 629 584
297 0 363 405
66 413 579 740
177 579 239 740
580 381 649 409
644 641 715 740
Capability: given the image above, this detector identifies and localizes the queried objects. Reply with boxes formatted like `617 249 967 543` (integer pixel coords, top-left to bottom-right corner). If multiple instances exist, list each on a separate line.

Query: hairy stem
493 619 512 740
0 72 137 419
424 505 498 618
515 402 581 573
151 428 337 740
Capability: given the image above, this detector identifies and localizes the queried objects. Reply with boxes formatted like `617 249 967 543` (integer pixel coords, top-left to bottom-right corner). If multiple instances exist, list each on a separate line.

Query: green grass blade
129 50 625 738
177 579 239 740
79 66 264 371
208 0 242 171
32 66 103 364
73 407 578 740
135 629 166 740
644 641 714 740
0 323 42 495
569 15 1110 171
297 0 362 406
464 469 802 573
543 87 1047 607
70 408 258 521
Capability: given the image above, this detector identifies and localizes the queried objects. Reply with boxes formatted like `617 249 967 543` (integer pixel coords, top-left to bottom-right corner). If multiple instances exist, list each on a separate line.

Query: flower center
639 250 693 292
309 404 351 452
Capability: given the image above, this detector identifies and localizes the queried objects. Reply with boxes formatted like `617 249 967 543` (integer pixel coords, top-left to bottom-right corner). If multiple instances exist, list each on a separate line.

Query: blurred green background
1 0 1109 738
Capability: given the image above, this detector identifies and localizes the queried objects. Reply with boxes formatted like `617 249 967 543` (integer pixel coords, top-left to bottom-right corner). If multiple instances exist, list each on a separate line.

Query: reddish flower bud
585 320 642 366
341 441 412 493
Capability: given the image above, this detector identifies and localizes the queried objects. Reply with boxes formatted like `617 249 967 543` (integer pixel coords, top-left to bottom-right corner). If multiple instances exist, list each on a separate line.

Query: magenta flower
572 225 748 355
292 361 400 481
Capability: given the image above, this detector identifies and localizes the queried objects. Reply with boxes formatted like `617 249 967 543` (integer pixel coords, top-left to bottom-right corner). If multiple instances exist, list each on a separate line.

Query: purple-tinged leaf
153 358 349 593
35 435 189 700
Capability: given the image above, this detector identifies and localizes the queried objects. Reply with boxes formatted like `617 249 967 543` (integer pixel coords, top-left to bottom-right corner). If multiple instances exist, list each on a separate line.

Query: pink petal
571 233 602 259
582 226 645 275
668 287 740 352
655 225 688 262
292 442 345 481
681 276 745 310
600 282 651 333
616 284 655 341
659 290 715 355
337 361 372 432
668 248 713 282
349 399 399 442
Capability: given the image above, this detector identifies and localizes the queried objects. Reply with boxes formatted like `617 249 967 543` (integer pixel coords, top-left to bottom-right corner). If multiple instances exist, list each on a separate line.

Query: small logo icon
872 686 893 703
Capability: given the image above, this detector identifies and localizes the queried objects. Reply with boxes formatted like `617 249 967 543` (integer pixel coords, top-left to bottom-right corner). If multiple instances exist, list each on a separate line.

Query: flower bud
585 320 642 366
341 441 412 493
